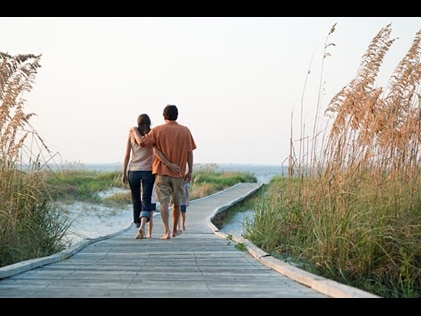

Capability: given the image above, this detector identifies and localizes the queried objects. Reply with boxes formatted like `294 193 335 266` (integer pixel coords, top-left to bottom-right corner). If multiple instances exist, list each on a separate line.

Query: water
62 163 285 244
213 163 287 184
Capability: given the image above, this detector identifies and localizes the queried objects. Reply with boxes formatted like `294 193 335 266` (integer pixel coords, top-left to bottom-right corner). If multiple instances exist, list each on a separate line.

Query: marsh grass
43 164 122 204
243 23 421 298
42 163 256 208
190 163 257 198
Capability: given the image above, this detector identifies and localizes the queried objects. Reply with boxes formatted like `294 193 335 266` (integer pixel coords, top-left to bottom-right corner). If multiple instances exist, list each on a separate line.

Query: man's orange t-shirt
143 121 196 178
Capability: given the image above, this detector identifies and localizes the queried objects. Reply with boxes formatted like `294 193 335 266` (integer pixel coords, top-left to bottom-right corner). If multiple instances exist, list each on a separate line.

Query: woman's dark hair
163 104 178 121
137 113 152 136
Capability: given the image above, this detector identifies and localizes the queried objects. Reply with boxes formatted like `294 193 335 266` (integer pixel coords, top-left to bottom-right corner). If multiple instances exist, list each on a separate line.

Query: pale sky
1 17 420 166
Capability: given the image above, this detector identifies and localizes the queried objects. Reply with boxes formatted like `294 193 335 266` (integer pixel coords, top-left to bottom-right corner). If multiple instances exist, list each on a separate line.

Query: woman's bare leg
135 216 147 239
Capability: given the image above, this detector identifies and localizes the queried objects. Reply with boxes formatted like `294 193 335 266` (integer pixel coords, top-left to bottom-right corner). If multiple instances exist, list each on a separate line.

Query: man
130 104 196 239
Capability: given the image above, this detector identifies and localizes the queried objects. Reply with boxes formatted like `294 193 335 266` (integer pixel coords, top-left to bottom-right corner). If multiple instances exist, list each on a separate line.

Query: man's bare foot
160 234 170 240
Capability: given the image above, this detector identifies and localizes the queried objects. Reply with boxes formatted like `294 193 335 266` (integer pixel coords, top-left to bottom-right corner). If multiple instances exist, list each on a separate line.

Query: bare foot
172 230 182 237
135 229 145 239
160 234 170 240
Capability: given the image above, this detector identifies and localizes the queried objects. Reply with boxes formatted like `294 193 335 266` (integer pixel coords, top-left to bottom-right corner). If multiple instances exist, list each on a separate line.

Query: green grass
44 168 121 203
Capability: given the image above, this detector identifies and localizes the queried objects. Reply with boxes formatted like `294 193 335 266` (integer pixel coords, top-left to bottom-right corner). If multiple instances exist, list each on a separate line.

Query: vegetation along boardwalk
0 183 378 298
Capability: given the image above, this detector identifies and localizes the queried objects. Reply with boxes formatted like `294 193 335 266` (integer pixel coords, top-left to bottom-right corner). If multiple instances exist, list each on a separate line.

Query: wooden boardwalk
0 183 378 298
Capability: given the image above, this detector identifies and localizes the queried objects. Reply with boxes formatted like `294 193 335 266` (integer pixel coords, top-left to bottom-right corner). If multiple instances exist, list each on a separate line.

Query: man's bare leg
172 204 182 237
160 202 171 239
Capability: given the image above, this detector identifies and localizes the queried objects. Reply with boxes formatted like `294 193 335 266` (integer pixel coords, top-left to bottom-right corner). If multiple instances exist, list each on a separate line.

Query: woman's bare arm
121 132 132 186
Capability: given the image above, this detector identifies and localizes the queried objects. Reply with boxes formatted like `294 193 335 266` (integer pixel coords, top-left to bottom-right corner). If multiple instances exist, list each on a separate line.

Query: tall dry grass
0 52 69 267
245 23 421 297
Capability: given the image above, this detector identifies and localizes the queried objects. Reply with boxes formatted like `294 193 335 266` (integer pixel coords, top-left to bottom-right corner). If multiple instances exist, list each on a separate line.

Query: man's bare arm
185 150 193 182
153 147 181 173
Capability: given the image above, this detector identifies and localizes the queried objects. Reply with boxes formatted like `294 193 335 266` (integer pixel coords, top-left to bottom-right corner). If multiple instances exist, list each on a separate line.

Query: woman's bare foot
160 233 170 240
135 229 145 239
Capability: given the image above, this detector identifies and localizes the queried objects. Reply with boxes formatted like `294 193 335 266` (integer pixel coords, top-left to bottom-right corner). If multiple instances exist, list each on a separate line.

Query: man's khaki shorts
155 174 184 205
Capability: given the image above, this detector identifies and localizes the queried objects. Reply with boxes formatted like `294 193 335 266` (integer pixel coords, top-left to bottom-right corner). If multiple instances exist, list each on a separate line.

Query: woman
122 113 155 239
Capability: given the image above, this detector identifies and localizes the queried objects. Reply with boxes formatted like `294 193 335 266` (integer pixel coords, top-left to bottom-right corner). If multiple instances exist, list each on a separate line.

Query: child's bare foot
172 230 182 237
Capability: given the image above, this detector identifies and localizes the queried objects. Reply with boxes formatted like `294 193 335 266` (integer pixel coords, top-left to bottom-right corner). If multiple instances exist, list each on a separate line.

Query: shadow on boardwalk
0 183 379 298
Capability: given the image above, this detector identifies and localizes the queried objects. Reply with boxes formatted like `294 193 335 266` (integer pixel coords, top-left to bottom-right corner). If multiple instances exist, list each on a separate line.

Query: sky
1 17 420 167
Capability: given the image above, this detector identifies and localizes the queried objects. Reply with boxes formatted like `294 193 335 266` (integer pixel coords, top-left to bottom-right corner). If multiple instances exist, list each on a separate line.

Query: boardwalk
0 183 378 298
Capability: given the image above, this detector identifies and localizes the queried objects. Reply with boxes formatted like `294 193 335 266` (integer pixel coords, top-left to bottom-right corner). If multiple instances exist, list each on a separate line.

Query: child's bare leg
177 211 183 232
147 211 154 238
182 212 186 230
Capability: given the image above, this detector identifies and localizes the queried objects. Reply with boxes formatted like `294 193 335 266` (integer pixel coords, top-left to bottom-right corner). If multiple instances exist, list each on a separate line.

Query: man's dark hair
163 104 178 121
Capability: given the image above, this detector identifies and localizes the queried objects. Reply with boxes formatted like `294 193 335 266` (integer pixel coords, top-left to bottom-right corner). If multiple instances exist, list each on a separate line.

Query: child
178 180 190 231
